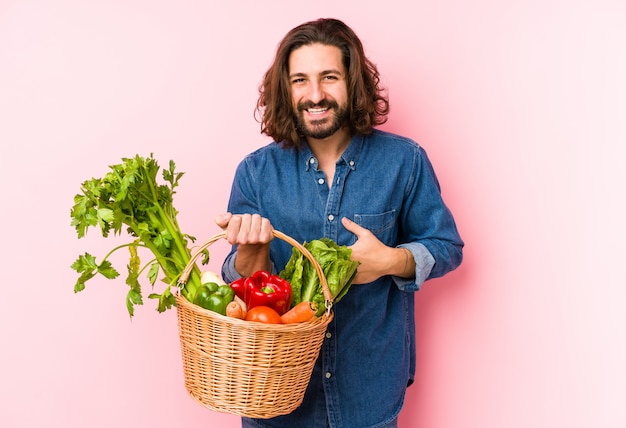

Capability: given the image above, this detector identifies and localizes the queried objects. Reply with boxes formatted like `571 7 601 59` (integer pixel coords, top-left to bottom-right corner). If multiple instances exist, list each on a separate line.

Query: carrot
280 301 318 324
226 298 246 319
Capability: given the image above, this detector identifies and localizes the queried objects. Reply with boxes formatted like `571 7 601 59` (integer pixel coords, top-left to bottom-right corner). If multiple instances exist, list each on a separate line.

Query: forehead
288 43 345 76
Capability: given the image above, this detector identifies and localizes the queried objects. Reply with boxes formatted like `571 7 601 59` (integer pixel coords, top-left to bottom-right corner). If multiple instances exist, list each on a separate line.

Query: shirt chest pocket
352 210 397 245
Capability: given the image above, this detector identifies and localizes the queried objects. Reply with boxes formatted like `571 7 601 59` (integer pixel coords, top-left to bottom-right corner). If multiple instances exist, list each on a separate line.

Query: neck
306 126 352 162
306 126 352 189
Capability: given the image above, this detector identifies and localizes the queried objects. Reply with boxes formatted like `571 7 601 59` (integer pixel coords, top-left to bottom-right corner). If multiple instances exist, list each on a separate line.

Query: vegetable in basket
192 282 235 316
230 270 292 315
280 301 318 324
69 154 204 317
280 238 359 316
201 270 226 286
225 298 247 319
245 306 283 324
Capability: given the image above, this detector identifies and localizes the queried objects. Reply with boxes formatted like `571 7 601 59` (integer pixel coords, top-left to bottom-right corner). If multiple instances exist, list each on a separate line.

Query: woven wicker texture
176 230 334 418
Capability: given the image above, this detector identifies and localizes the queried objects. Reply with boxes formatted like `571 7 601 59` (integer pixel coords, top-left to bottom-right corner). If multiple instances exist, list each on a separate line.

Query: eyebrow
289 69 343 79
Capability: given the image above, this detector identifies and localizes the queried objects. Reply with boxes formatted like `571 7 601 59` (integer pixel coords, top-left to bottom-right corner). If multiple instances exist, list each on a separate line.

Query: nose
306 81 324 104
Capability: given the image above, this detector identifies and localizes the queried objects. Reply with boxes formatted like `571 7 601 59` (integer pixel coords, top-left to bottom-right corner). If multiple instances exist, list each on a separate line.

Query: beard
295 99 349 140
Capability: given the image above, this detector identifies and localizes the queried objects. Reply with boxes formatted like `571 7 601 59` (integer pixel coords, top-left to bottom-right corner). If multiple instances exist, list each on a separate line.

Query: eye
291 77 306 85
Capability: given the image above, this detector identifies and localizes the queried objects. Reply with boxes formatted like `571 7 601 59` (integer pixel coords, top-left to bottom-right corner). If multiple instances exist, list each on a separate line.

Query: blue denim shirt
222 129 463 428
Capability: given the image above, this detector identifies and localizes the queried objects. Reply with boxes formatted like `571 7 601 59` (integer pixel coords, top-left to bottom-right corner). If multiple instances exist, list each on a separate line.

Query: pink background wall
1 1 625 427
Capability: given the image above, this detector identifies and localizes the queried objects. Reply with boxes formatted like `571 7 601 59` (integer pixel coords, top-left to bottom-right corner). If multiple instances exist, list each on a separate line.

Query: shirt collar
302 134 363 171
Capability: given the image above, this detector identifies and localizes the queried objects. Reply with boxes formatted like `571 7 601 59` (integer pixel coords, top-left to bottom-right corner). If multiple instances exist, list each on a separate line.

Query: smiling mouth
307 107 329 115
298 99 337 115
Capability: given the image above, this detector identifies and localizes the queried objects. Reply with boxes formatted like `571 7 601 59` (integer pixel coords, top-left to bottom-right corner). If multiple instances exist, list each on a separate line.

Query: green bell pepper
192 282 235 315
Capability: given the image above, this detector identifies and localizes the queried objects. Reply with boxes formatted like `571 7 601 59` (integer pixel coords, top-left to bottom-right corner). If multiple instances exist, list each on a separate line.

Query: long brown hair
256 18 389 148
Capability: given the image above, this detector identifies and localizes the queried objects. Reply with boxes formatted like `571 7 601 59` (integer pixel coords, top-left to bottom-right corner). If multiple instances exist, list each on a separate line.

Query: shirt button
326 332 332 339
325 372 332 379
309 158 316 164
318 178 325 185
328 214 334 221
349 160 355 167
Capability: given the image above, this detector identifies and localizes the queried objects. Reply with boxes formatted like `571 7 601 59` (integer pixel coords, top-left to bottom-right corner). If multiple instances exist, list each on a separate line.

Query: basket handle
177 230 333 312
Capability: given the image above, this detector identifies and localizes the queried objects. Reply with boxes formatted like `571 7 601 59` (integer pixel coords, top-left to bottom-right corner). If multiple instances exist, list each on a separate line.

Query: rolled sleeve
221 251 278 284
221 252 240 284
392 242 435 292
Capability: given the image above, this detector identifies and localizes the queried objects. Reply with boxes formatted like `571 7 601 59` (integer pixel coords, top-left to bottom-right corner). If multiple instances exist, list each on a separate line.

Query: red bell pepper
229 270 292 315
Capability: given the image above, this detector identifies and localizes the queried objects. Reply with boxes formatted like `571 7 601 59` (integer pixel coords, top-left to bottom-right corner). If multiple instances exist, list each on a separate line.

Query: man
216 18 463 428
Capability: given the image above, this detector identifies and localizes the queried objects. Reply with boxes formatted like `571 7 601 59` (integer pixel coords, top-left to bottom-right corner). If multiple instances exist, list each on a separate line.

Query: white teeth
307 108 327 114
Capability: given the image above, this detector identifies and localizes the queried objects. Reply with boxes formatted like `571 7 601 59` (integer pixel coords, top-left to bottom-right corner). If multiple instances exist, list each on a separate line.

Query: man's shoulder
367 129 423 152
241 141 299 168
245 141 292 158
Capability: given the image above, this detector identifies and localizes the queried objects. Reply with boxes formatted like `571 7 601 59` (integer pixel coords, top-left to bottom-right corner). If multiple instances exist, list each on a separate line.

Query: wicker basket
175 230 334 419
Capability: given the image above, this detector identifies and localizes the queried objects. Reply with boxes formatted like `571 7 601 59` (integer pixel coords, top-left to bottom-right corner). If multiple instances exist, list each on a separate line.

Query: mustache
297 99 338 112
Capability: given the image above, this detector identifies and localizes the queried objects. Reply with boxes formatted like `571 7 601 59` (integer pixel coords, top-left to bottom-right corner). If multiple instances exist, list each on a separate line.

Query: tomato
245 306 283 324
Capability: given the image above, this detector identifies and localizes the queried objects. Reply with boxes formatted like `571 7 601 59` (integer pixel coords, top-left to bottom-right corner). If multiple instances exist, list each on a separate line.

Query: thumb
215 212 232 229
341 217 366 237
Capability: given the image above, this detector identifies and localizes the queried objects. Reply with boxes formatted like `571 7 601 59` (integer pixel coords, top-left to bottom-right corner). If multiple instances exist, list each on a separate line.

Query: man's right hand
215 212 274 276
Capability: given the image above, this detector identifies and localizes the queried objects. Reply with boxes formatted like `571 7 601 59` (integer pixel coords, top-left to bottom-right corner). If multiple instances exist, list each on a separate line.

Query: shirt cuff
221 253 240 283
221 251 277 283
392 243 435 292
